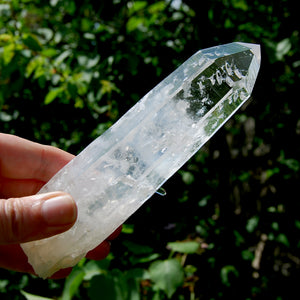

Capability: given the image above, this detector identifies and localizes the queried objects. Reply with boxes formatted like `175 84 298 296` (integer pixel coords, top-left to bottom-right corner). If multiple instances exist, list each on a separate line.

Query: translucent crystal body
21 42 261 278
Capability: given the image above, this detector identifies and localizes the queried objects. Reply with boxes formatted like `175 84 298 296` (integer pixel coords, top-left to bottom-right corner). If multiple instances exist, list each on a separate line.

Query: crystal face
21 42 261 278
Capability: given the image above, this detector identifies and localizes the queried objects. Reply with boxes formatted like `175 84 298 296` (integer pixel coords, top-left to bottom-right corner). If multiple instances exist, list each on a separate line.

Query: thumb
0 192 77 244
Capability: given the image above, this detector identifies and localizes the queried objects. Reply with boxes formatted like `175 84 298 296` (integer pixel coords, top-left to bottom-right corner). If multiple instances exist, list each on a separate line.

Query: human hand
0 133 121 278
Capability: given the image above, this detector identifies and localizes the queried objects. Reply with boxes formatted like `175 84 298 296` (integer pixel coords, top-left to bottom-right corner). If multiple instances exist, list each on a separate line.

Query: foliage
1 0 300 299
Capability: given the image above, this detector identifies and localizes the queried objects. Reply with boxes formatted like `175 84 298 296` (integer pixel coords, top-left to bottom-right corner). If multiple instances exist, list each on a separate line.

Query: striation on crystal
21 42 261 278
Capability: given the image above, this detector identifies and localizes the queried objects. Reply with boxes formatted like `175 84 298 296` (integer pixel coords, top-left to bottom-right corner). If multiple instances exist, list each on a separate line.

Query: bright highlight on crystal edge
21 42 261 278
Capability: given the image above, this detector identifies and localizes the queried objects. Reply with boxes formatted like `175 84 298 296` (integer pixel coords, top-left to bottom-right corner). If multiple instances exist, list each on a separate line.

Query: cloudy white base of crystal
21 42 260 278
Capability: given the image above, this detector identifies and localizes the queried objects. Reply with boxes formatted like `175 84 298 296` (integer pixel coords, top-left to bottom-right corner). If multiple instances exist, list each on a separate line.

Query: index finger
0 133 74 182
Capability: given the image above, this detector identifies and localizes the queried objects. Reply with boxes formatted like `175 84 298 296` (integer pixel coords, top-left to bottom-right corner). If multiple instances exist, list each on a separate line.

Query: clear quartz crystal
21 42 261 278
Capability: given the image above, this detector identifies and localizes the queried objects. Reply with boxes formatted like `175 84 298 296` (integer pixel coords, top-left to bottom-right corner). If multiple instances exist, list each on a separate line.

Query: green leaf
41 48 58 57
246 216 259 233
123 240 153 255
83 260 110 281
265 167 279 180
20 291 53 300
231 0 248 11
0 111 13 122
126 16 144 32
233 230 245 246
65 0 76 15
271 222 279 231
128 1 147 15
61 268 85 300
130 253 160 265
276 233 290 247
2 43 15 65
55 50 72 65
122 224 134 234
25 56 44 78
0 279 9 293
241 250 254 261
280 154 300 172
100 80 119 95
22 33 42 52
148 1 166 14
180 170 195 185
149 259 184 298
77 55 100 68
220 265 239 286
167 241 199 254
44 87 64 104
0 33 13 45
198 195 211 207
88 273 125 300
184 264 197 276
126 269 147 300
295 220 300 230
37 28 54 43
276 38 292 61
0 4 11 17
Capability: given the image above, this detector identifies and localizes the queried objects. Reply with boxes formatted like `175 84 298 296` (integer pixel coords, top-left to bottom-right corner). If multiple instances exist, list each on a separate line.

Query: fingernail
41 193 77 226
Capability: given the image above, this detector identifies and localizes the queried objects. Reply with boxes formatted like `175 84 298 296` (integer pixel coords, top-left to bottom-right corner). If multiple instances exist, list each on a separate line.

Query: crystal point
21 42 260 278
237 42 261 62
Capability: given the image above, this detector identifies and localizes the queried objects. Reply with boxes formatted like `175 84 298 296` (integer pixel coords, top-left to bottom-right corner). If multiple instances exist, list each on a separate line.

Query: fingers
0 177 45 198
0 192 77 244
0 133 74 183
85 226 122 260
0 244 35 274
0 222 121 277
50 268 73 279
107 225 123 240
0 244 72 278
86 241 111 260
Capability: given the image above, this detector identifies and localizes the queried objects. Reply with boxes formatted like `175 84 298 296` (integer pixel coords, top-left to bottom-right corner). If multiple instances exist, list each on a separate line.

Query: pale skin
0 133 121 279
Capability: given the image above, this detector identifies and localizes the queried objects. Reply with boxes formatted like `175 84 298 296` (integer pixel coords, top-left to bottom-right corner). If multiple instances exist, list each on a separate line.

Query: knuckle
0 198 24 244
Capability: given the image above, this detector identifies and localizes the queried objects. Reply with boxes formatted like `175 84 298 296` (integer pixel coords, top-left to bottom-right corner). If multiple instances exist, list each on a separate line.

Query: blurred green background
0 0 299 299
